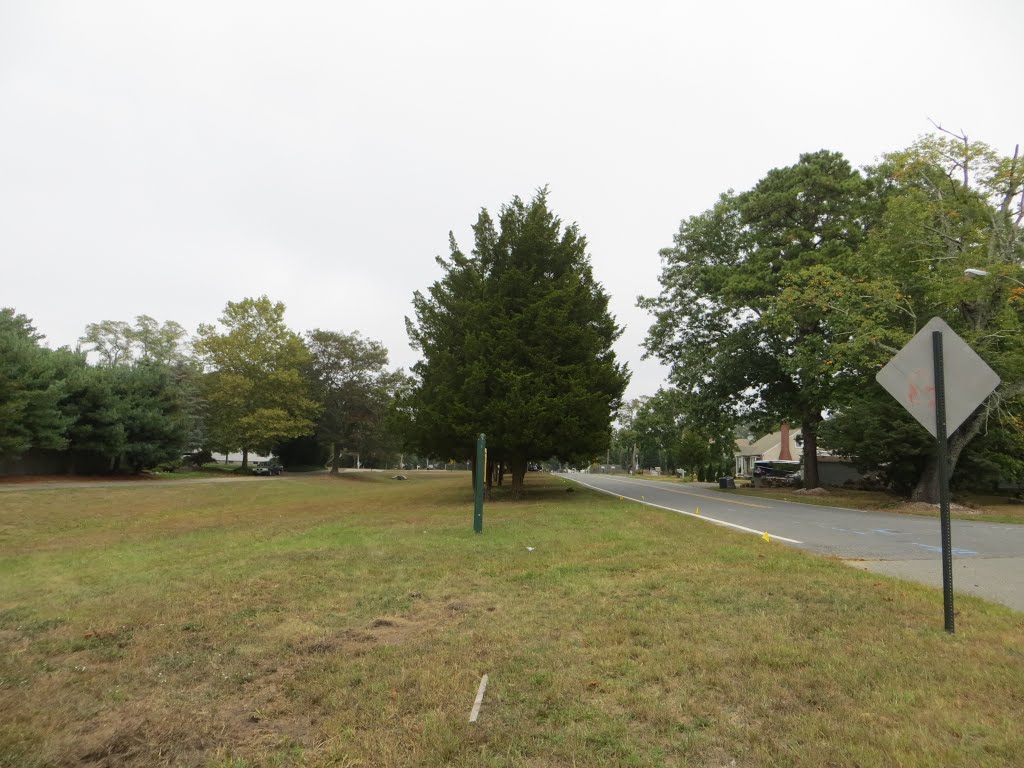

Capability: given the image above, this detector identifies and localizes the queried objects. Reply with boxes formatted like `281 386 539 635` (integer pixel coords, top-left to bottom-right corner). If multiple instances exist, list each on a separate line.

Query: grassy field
1 473 1022 767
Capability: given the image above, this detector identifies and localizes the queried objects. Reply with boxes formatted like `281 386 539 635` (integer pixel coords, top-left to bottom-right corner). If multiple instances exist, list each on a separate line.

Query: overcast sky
3 1 1022 400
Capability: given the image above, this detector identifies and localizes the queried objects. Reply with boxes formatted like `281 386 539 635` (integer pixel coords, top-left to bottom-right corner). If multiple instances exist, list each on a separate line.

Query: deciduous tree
641 151 868 488
804 132 1024 500
194 297 317 469
305 329 403 473
80 315 189 366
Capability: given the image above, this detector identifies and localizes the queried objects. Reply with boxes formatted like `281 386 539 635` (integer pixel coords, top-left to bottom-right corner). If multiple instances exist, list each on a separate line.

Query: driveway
567 474 1024 611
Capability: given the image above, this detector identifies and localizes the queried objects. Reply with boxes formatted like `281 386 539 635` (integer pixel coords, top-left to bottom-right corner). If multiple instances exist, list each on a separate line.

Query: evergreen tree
406 189 629 498
0 308 69 460
112 362 191 471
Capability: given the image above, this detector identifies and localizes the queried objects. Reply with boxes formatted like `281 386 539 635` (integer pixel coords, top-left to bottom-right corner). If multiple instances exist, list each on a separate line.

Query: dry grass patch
1 472 1022 767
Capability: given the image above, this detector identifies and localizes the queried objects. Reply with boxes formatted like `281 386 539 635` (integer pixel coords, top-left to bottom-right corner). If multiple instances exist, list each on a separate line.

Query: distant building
734 424 873 487
211 451 274 464
734 422 800 478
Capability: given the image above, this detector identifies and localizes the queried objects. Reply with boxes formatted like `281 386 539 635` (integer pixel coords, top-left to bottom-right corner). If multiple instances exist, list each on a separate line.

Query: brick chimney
778 422 793 461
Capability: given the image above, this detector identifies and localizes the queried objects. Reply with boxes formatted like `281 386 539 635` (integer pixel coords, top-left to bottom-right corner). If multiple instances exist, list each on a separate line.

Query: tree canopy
803 132 1024 500
643 132 1024 501
0 309 69 460
640 150 869 488
306 329 405 473
194 297 318 468
80 315 189 366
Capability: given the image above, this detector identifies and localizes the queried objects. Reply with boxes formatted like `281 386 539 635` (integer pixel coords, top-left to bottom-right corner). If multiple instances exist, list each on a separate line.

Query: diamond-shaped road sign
876 317 1000 437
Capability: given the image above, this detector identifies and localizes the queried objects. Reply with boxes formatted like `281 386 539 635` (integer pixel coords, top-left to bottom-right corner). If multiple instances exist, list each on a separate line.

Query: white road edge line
567 477 804 545
469 674 489 723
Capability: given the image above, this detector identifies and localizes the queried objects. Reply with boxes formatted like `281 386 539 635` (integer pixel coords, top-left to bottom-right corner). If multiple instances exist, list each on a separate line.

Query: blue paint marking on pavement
831 526 869 536
913 543 978 556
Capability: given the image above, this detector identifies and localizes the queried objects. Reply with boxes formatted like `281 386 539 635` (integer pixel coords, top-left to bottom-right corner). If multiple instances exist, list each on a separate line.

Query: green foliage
615 389 731 474
79 315 188 366
641 151 869 487
1 310 192 474
194 297 318 461
275 435 329 469
0 309 70 460
305 329 403 471
110 362 192 472
406 189 629 494
185 449 214 467
47 356 187 472
644 133 1024 499
812 132 1024 499
818 392 933 494
55 356 126 471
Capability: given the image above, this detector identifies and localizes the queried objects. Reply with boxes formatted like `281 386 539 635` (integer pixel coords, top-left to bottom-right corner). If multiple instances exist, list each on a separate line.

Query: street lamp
964 267 1024 287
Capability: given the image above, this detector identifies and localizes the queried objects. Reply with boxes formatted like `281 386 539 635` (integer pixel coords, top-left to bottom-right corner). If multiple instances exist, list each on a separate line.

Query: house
211 451 274 465
734 425 876 487
734 422 800 477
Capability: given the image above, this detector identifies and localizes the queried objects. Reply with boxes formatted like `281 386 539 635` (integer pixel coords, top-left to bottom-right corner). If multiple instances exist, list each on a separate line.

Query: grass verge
718 486 1024 524
1 473 1022 767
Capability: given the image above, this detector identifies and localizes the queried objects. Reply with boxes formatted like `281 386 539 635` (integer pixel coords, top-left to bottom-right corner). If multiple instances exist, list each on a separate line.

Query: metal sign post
876 317 1000 634
931 331 954 633
474 433 485 533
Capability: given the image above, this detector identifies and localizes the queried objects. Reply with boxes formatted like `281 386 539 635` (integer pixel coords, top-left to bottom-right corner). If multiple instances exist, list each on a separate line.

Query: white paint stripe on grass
568 477 804 545
469 674 489 723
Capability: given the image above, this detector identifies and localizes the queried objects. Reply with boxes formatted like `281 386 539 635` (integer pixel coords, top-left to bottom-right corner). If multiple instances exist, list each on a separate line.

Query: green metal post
474 433 485 533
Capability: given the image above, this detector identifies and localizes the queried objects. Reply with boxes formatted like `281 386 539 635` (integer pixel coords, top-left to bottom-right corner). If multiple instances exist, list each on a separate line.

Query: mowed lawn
1 474 1022 767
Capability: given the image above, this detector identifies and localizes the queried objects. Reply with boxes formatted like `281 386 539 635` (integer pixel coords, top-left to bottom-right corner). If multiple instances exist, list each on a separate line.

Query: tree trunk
801 415 821 489
509 456 527 500
911 415 980 502
330 442 339 474
498 462 505 487
911 460 940 504
242 448 248 471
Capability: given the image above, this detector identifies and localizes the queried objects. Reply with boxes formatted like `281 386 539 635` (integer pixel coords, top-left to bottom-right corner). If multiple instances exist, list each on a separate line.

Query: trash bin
719 476 736 489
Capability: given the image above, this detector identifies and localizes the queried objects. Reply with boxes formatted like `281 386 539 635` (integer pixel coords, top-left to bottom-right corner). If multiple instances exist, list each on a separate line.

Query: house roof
734 428 801 461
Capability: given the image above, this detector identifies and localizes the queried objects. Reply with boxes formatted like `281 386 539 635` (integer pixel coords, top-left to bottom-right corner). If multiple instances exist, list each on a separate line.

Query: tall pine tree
406 189 629 498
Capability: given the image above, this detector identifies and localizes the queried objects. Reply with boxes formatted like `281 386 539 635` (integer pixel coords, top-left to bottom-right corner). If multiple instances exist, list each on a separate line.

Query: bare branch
928 118 971 187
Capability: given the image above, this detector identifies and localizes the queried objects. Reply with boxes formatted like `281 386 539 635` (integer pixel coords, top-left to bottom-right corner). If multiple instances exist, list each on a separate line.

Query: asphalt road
566 473 1024 612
